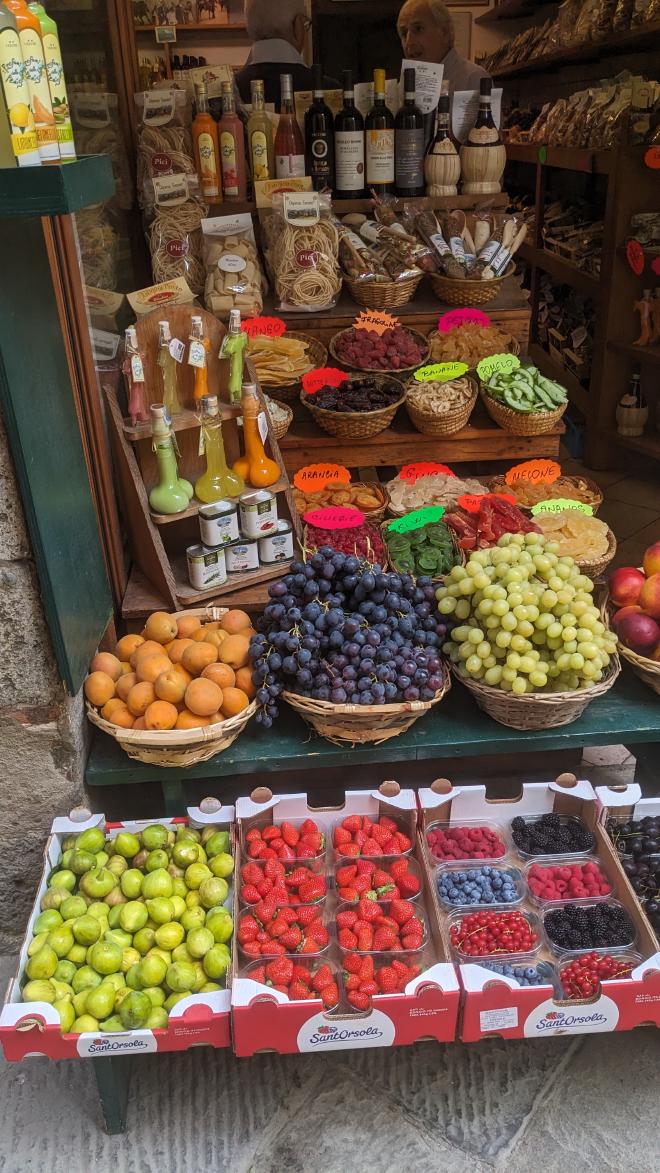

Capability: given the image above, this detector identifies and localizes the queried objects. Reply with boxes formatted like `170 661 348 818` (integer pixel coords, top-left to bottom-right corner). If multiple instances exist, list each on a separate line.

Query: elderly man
397 0 488 94
237 0 338 109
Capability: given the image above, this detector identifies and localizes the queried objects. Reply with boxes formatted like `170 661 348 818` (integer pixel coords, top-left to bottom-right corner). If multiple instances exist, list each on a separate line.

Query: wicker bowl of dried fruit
293 481 389 523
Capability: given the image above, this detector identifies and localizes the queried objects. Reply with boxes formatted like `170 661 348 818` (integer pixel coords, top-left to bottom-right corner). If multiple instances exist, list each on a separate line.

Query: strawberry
388 859 408 878
363 837 381 856
321 982 339 1008
311 964 334 992
292 963 313 984
242 940 262 957
280 821 300 847
297 844 316 859
395 832 412 852
390 899 415 926
237 914 258 942
265 957 294 985
289 979 313 1000
240 884 261 904
278 843 297 862
336 909 358 929
294 904 319 927
245 827 262 842
357 898 381 922
380 815 398 832
374 883 396 899
300 818 320 835
375 966 399 993
341 843 361 858
370 824 390 846
267 941 287 956
347 991 370 1010
343 952 362 975
344 973 361 991
375 914 398 931
299 937 321 954
250 964 267 985
353 875 373 895
354 829 368 848
356 859 375 876
299 876 326 903
373 926 397 950
359 957 375 981
338 928 358 949
339 886 359 903
269 917 288 938
262 825 280 842
382 837 401 855
336 864 357 887
279 926 303 951
241 861 263 883
285 866 309 888
397 873 421 897
259 847 278 860
373 868 393 887
342 815 362 833
301 831 323 852
360 980 378 996
279 907 298 924
333 827 352 847
247 841 265 859
357 928 374 951
306 923 329 947
391 959 410 978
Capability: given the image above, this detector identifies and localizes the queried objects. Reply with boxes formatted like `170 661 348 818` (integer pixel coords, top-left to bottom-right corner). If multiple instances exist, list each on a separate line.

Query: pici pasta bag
135 89 196 212
147 174 207 297
264 191 341 312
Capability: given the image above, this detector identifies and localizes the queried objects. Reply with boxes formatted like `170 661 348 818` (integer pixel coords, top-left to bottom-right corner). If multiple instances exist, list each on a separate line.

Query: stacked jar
187 490 294 591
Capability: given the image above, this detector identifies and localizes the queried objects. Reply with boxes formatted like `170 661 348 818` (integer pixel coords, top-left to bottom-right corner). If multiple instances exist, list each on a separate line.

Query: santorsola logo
77 1033 157 1057
297 1009 395 1052
524 996 619 1037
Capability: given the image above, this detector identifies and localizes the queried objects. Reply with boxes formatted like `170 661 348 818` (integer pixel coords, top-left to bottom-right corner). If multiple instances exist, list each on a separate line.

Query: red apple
608 566 646 607
611 604 643 629
639 573 660 620
618 611 660 655
643 542 660 578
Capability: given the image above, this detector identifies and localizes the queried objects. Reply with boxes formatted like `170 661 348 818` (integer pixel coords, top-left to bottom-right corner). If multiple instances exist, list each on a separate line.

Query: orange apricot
115 634 144 662
171 663 193 686
202 662 236 689
111 704 135 729
101 697 125 721
91 652 122 682
177 615 202 639
168 638 195 665
137 654 172 684
181 642 218 676
131 640 162 668
190 626 210 642
185 678 223 717
127 681 156 717
144 611 178 644
219 609 252 635
154 668 187 705
133 716 147 730
235 667 256 699
218 634 250 670
116 672 138 703
220 687 250 717
204 630 227 652
84 671 116 708
175 709 212 730
144 700 178 730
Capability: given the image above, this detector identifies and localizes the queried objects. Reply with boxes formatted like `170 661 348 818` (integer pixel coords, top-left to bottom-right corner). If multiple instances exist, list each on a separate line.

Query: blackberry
545 902 635 951
511 813 595 857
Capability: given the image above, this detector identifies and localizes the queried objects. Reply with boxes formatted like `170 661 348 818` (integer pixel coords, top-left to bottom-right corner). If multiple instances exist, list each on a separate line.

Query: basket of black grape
382 518 462 582
249 552 451 746
300 374 406 440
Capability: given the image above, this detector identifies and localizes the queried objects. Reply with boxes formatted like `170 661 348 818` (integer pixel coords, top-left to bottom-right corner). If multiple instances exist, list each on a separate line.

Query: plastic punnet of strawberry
342 951 427 1010
332 812 414 859
335 897 428 954
243 818 326 863
244 957 340 1009
334 855 422 903
237 898 331 958
239 858 328 907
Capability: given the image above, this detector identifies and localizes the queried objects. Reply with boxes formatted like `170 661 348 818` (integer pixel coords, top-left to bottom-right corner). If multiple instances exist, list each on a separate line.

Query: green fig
72 915 102 946
85 982 116 1020
46 926 74 959
171 841 199 869
120 868 143 899
165 961 196 993
209 852 234 880
89 941 122 976
60 895 88 921
54 959 77 984
184 863 211 891
28 930 50 957
104 928 132 950
72 966 103 994
119 901 149 934
205 910 233 944
204 830 230 858
104 887 127 908
142 824 169 852
54 998 75 1032
22 979 55 1003
186 928 214 959
40 887 70 912
145 849 169 873
137 954 167 987
34 909 63 934
76 827 106 854
100 1015 125 1032
145 1007 169 1030
48 869 76 892
71 1014 99 1034
26 946 58 980
107 855 128 877
70 850 95 876
113 832 141 859
133 927 156 956
180 907 205 934
119 990 151 1029
198 877 228 909
155 921 184 950
142 985 166 1008
203 943 231 980
80 867 116 900
145 897 174 926
164 991 187 1012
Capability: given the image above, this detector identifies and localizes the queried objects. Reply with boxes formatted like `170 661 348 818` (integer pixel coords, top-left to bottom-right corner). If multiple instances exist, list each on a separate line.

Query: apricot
144 611 178 644
111 703 135 729
168 639 194 664
202 662 236 689
190 626 210 642
235 667 256 699
133 716 146 730
243 628 257 639
177 615 202 639
204 630 227 652
221 687 250 717
91 652 122 682
144 700 178 730
154 668 187 705
175 709 210 730
101 697 125 721
137 654 172 684
127 681 156 717
185 679 223 717
220 609 251 635
116 672 138 703
218 634 250 670
84 671 116 708
119 662 132 675
172 663 193 686
115 634 144 662
181 642 218 676
131 640 162 668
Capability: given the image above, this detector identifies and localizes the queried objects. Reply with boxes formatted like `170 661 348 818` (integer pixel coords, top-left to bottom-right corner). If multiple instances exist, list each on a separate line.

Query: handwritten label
531 498 594 516
414 361 469 383
626 239 645 277
169 338 185 363
399 462 456 484
188 340 207 369
294 463 351 493
301 367 349 396
241 316 287 339
505 460 561 487
130 354 144 381
438 307 491 333
388 506 446 533
458 492 517 513
477 353 521 381
304 506 364 530
354 309 399 336
644 146 660 170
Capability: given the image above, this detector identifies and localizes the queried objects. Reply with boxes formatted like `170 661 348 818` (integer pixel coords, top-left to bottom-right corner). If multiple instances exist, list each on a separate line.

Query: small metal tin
239 489 278 538
226 538 260 573
186 543 227 591
258 519 294 563
198 499 240 547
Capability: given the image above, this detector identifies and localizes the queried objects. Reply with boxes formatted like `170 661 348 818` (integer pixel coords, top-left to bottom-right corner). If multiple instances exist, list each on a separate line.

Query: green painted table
86 669 660 815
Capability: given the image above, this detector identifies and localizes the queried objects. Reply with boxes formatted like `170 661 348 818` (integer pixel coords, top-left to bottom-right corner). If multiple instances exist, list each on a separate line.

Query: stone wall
0 411 87 952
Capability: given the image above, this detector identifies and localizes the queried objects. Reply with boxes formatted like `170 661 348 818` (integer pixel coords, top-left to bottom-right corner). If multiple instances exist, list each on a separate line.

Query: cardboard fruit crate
418 775 660 1042
0 801 235 1061
231 783 460 1056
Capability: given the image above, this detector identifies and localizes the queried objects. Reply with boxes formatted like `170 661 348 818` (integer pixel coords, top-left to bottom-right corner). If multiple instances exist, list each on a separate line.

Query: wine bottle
248 78 274 183
424 90 460 196
274 72 305 178
460 76 506 195
395 66 424 197
304 63 334 191
334 69 364 199
365 67 394 196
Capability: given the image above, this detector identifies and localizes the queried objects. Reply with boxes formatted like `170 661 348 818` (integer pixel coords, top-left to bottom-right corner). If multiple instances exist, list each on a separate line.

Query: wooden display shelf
518 242 601 301
492 21 660 79
170 554 293 602
528 342 590 416
207 193 510 217
608 341 660 368
607 430 660 461
506 144 613 175
149 474 290 525
134 22 247 32
122 404 241 442
475 0 557 23
122 565 274 619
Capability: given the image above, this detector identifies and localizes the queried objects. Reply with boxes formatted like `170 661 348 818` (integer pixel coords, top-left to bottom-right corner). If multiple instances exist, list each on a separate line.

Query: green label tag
531 498 594 516
388 506 445 533
413 361 469 383
538 146 548 164
477 353 521 381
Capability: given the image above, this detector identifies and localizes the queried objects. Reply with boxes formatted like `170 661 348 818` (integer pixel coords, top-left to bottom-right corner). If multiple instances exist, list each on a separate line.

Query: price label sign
304 506 364 530
388 506 445 533
626 239 645 277
505 459 561 487
354 309 399 336
240 316 287 338
294 463 351 492
476 353 520 381
458 492 517 513
531 498 593 516
169 338 186 363
399 462 456 484
301 367 349 396
438 307 491 333
413 361 469 383
644 146 660 170
188 340 207 369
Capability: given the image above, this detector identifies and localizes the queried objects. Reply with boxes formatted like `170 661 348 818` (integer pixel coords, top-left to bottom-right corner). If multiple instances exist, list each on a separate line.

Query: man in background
237 0 338 109
397 0 488 94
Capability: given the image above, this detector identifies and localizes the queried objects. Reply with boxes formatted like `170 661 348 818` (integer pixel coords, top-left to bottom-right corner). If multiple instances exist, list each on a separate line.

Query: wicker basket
489 474 604 516
255 333 328 404
329 327 430 379
266 397 293 441
616 644 660 695
574 526 617 580
452 655 620 731
303 522 389 567
85 607 256 767
428 263 516 307
426 332 520 370
405 373 478 436
294 481 389 524
344 272 423 310
300 376 406 439
479 386 568 436
283 665 451 746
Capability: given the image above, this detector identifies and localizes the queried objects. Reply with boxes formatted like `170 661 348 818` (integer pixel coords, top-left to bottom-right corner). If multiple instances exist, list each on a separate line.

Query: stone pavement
1 956 658 1173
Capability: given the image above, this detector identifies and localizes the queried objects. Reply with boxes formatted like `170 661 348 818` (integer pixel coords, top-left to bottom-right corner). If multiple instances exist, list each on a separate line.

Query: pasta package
135 89 195 212
147 174 207 296
264 191 341 312
71 92 133 211
201 212 265 319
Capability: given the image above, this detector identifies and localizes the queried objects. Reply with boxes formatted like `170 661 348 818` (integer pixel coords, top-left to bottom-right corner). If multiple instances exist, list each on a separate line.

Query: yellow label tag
414 362 469 383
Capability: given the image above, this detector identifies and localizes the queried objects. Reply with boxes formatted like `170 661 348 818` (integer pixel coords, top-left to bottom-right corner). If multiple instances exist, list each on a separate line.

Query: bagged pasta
147 174 207 296
264 191 341 312
71 92 133 211
135 89 195 212
201 212 265 319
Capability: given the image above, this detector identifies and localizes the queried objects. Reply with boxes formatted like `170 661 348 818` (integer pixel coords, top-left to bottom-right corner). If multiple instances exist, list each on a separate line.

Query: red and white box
0 803 235 1062
231 784 460 1056
418 775 660 1042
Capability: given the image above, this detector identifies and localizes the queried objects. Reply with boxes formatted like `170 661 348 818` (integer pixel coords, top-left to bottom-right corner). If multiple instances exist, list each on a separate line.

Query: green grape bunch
436 533 618 695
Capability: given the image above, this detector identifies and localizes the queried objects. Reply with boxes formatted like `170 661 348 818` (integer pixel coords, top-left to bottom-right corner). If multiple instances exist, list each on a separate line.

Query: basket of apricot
84 607 257 767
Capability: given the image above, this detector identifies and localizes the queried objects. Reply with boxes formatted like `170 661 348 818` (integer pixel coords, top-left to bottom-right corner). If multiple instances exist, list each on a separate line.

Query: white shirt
441 48 488 95
245 38 305 67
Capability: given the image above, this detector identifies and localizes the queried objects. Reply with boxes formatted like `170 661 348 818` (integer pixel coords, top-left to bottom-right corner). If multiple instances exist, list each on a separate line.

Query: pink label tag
399 462 456 484
241 316 287 338
438 308 491 333
626 239 644 277
303 506 365 530
302 367 350 396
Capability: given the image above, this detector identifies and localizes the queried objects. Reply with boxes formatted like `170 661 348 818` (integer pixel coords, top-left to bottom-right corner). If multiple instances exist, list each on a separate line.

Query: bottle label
335 131 364 190
198 131 219 197
169 338 185 362
395 127 424 188
467 125 500 146
250 129 269 181
188 339 207 368
0 27 40 162
220 130 239 195
275 152 305 178
366 128 394 184
18 28 58 158
130 354 144 381
41 32 74 156
310 134 332 182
